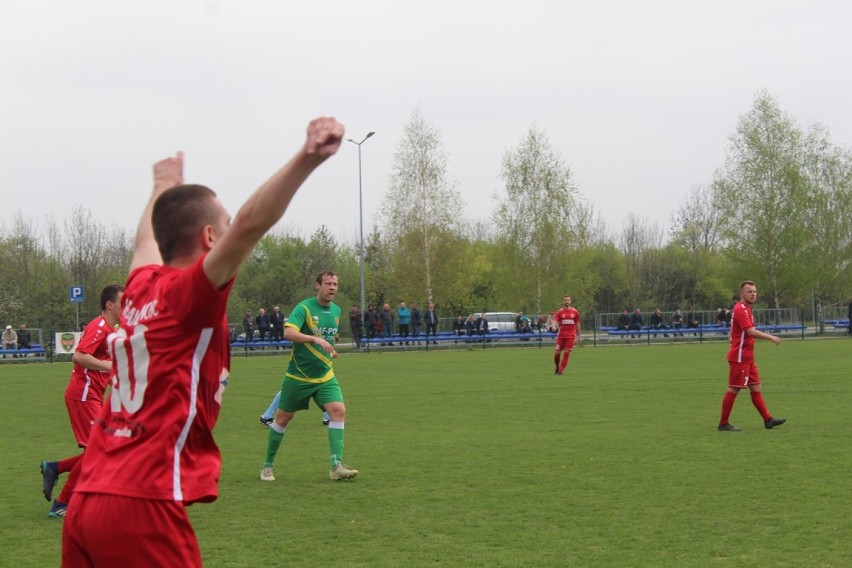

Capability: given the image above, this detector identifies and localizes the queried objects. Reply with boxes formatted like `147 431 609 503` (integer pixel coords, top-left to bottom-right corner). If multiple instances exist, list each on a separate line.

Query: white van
468 312 518 333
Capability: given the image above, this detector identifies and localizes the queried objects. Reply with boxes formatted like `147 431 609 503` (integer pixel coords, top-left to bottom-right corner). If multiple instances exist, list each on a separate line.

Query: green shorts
279 377 344 412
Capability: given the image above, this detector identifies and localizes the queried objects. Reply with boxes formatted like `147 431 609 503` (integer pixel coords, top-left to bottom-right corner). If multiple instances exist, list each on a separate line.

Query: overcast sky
2 0 851 245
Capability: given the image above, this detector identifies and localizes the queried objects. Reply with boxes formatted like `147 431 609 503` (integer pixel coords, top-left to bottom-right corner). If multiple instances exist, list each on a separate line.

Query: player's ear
201 224 216 251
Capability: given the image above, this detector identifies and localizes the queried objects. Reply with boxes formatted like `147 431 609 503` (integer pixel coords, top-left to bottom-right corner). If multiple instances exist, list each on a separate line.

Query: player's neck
102 311 119 328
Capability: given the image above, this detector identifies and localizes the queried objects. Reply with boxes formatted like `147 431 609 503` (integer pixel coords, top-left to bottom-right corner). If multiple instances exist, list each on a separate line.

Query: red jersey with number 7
75 257 234 504
727 301 755 363
554 307 581 338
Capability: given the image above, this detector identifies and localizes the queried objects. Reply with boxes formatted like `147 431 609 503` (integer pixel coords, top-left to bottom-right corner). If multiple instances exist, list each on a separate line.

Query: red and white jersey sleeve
726 301 755 363
76 256 234 504
65 316 113 402
555 308 580 338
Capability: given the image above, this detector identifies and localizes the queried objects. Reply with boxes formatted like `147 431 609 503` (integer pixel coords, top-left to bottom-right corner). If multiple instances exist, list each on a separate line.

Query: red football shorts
728 361 761 389
555 336 576 352
62 493 202 568
65 397 101 448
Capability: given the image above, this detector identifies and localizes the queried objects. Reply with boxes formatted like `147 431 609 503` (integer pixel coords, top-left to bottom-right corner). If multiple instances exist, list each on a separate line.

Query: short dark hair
739 280 756 290
152 184 219 264
100 284 125 310
315 271 337 285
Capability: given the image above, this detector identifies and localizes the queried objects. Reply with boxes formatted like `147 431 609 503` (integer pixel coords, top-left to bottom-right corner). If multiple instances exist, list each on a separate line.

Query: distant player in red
553 295 582 375
62 117 344 567
40 284 124 518
718 280 786 432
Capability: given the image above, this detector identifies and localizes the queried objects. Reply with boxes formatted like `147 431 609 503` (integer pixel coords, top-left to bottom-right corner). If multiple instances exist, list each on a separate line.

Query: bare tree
670 184 720 253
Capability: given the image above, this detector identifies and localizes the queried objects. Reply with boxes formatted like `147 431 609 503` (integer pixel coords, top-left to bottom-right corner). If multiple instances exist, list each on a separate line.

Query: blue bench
0 343 47 361
756 324 805 334
361 330 557 347
607 325 721 338
823 319 849 330
231 339 293 350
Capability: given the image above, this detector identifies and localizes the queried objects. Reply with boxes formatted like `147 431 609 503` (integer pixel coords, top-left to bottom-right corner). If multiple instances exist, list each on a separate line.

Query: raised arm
130 152 185 272
203 117 344 288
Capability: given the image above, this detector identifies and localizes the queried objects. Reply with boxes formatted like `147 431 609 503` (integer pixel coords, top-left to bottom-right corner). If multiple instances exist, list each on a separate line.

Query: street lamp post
346 131 375 351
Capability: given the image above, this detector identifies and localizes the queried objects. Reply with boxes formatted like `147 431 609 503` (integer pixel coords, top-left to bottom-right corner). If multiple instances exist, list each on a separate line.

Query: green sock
328 424 345 468
263 429 285 468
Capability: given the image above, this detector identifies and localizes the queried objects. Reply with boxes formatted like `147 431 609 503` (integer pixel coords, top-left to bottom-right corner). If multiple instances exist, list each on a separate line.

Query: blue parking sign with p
70 286 85 303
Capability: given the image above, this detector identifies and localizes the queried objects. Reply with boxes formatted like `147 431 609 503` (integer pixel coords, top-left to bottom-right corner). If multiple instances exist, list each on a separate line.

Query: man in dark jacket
617 309 631 331
379 303 394 346
243 309 255 342
424 302 439 344
629 308 644 338
256 308 271 341
847 301 852 336
410 303 422 340
17 324 33 350
349 304 362 350
364 304 378 342
269 306 285 343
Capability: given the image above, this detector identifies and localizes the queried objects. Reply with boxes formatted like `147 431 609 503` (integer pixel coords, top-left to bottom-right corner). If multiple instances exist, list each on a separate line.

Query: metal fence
596 308 801 330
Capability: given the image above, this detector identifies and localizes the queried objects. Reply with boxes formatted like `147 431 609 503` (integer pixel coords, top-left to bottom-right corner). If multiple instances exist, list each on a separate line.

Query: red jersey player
40 284 124 518
718 280 786 432
553 295 582 375
62 117 344 567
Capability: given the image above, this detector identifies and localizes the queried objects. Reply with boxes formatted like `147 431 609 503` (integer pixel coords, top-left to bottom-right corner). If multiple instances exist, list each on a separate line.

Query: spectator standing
243 309 255 342
62 116 344 566
17 324 32 351
256 308 271 341
349 304 362 350
379 303 394 346
848 301 852 336
40 284 124 518
364 303 378 342
269 306 285 344
718 280 786 432
397 302 411 345
424 302 439 344
410 303 421 340
553 295 582 375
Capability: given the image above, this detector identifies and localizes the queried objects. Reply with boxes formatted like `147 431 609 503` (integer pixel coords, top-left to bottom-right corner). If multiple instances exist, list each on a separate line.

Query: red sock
553 353 560 365
57 458 83 504
720 391 737 424
559 352 571 372
750 391 772 421
58 454 82 474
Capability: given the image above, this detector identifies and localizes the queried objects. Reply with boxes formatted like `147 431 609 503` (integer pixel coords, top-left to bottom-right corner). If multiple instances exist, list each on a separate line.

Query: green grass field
1 339 850 567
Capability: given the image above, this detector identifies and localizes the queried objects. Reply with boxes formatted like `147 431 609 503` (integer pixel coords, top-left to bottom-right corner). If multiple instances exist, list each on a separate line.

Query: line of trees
1 91 849 334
